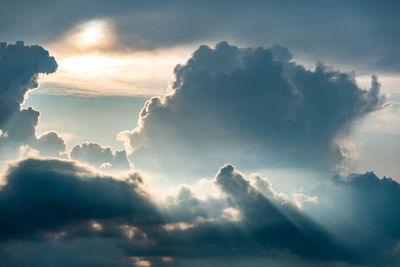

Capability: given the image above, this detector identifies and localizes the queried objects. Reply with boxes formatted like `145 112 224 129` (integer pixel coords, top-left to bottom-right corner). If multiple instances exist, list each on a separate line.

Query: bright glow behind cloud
61 19 115 52
78 21 106 46
39 50 191 95
38 19 195 96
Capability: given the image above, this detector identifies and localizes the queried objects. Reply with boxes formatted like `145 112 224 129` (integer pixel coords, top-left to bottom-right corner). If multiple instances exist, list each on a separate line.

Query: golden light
130 257 151 267
60 55 129 76
42 19 196 96
56 19 114 52
40 49 191 95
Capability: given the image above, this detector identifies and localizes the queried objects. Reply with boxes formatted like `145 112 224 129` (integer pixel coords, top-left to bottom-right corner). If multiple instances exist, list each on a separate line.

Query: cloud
0 41 57 127
119 42 385 176
164 185 229 224
250 173 289 204
302 171 400 264
1 107 39 145
212 165 348 258
70 142 131 170
1 1 400 73
117 164 352 265
2 159 400 266
32 131 66 157
0 238 135 267
0 41 65 157
0 158 159 240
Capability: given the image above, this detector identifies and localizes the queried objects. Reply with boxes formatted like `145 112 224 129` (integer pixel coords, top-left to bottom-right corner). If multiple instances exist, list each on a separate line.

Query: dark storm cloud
0 238 135 267
2 158 399 266
70 142 131 170
110 167 400 266
118 164 353 266
1 0 399 72
303 172 400 265
120 42 385 176
0 158 159 240
0 41 65 156
212 165 349 260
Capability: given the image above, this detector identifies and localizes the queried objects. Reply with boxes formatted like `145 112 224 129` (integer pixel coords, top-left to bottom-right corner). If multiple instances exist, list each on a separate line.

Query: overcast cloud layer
1 0 400 73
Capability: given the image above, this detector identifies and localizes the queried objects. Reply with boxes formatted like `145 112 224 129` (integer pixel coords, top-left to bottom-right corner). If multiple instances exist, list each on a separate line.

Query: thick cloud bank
2 1 400 73
0 158 159 241
120 165 351 265
0 158 357 266
0 41 65 156
120 42 385 175
1 158 399 266
70 142 131 170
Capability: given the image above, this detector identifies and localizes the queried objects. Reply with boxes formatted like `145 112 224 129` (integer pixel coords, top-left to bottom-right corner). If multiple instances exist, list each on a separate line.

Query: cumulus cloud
250 173 289 204
0 41 65 157
0 41 57 127
1 107 39 145
164 185 230 224
70 142 131 170
119 42 385 176
32 131 66 157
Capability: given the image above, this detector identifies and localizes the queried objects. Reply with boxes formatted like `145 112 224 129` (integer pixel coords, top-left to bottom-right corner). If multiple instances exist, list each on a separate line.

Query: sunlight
77 20 107 46
54 19 114 53
130 257 151 267
60 54 129 76
39 46 192 95
41 19 197 95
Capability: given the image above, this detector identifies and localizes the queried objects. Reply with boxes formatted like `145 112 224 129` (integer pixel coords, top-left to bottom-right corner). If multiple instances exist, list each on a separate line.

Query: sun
44 18 192 95
78 20 106 46
50 19 115 54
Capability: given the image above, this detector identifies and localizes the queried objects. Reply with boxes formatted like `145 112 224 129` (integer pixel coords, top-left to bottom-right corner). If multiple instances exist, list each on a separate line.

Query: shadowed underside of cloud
0 158 399 265
0 41 65 157
70 142 131 170
0 158 371 266
119 42 385 176
0 158 160 241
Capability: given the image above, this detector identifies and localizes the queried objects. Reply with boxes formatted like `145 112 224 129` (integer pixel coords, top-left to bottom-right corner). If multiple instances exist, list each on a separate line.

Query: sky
0 1 400 266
